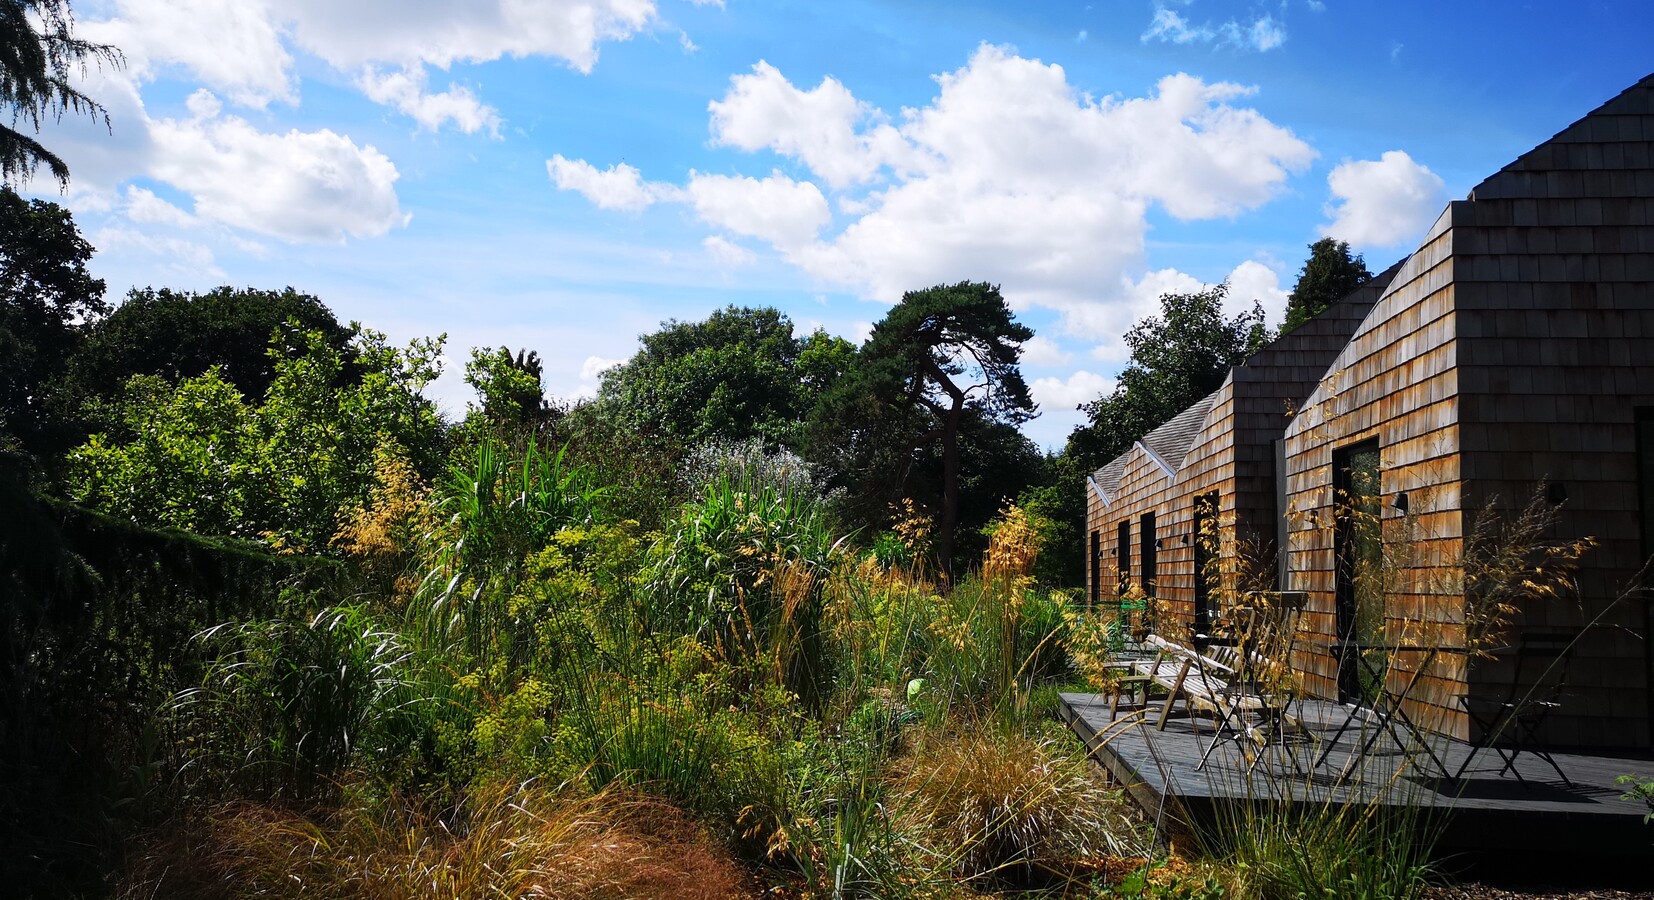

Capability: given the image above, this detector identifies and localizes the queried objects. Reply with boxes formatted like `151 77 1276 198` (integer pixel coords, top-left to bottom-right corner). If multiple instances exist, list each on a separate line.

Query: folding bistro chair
1453 631 1574 786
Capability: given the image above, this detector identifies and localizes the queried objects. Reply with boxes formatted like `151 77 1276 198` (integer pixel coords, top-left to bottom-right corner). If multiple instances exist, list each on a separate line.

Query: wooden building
1085 73 1654 750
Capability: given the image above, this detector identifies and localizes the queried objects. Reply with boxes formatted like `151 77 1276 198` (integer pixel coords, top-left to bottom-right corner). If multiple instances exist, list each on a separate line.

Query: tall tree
1 0 122 187
811 281 1034 581
1281 237 1371 334
0 185 104 457
598 305 852 450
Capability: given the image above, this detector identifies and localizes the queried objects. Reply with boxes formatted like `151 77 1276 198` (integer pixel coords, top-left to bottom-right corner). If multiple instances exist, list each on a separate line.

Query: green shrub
172 605 415 801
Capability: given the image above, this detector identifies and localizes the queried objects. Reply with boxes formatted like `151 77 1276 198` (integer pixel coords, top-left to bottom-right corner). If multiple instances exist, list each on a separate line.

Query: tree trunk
936 394 963 587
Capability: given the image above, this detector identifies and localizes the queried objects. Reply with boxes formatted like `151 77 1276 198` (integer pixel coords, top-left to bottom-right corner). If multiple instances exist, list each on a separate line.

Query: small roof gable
1090 389 1219 503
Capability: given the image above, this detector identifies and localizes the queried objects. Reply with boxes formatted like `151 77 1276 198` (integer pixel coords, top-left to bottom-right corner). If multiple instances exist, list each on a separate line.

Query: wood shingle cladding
1085 72 1654 750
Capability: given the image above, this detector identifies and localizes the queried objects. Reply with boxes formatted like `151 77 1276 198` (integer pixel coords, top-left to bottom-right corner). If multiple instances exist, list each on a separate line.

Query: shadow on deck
1059 692 1654 887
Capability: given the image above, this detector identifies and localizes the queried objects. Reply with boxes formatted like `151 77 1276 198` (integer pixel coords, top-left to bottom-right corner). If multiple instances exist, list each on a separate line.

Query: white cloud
31 67 155 196
805 50 1310 331
86 0 656 127
547 155 665 211
580 354 623 381
1321 150 1447 249
1233 16 1286 52
1142 4 1286 52
278 0 656 74
1082 259 1285 359
557 46 1314 341
574 353 624 399
358 67 501 136
123 186 195 226
1143 7 1208 44
702 235 757 268
1031 370 1115 411
708 62 910 189
92 226 224 278
685 171 831 250
149 96 404 243
1225 259 1289 325
86 0 296 108
1019 335 1071 368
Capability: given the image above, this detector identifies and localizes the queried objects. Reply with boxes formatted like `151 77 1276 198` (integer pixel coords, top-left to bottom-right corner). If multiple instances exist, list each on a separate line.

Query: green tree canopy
457 346 560 447
598 305 852 450
1068 283 1267 473
810 281 1034 581
65 285 354 415
1 0 122 187
0 185 104 456
1281 237 1371 334
67 325 445 552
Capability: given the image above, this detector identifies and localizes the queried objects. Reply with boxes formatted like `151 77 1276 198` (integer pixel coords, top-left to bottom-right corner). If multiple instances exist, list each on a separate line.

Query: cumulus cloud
1143 4 1286 52
709 62 910 188
278 0 654 74
1019 335 1071 368
1225 259 1289 324
123 186 195 226
1321 150 1446 249
574 354 624 399
85 0 655 127
1031 370 1115 411
547 155 664 211
555 45 1314 340
1083 259 1285 360
703 235 757 268
85 0 296 108
685 171 831 250
148 92 404 243
358 67 501 136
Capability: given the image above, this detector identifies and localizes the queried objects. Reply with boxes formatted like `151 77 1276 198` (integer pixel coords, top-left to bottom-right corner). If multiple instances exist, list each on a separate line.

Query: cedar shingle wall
1282 216 1469 736
1446 80 1654 748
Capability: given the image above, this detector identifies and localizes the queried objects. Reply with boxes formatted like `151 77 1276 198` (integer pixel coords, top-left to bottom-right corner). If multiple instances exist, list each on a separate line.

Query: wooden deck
1059 692 1654 885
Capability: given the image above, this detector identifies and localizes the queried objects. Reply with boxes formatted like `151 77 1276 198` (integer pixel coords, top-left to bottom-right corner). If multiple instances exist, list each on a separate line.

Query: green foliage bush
172 604 416 802
67 325 445 552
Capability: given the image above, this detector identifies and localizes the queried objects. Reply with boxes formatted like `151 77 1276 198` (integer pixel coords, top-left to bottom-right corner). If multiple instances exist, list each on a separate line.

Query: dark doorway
1117 520 1131 597
1334 440 1385 703
1140 511 1158 600
1193 492 1218 636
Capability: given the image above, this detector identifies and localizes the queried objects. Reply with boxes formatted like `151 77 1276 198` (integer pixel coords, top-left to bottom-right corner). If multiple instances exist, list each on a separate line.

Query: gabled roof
1468 71 1654 202
1090 389 1219 504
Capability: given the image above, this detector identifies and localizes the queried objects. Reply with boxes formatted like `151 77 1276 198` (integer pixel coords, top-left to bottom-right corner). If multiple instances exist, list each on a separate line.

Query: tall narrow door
1334 441 1384 704
1193 493 1217 636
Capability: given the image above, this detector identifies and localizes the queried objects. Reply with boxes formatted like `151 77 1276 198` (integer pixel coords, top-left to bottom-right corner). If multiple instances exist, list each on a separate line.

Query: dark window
1089 530 1101 608
1140 511 1157 598
1193 492 1218 635
1117 520 1131 597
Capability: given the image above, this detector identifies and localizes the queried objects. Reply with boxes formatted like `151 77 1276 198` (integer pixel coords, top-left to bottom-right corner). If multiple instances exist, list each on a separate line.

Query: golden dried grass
117 780 753 900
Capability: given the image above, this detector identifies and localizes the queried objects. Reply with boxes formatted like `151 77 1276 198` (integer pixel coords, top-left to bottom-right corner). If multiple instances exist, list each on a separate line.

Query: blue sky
29 0 1654 448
